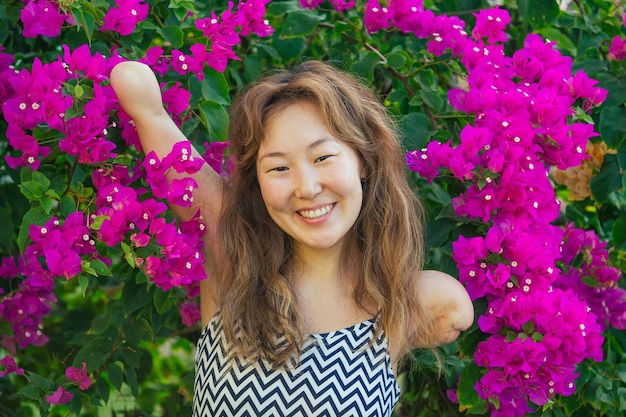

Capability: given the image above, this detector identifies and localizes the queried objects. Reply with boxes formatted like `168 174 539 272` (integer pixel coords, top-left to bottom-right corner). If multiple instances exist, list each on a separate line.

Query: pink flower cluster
300 0 355 12
20 0 75 38
45 362 93 405
555 224 626 331
608 39 626 61
607 14 626 61
1 1 257 383
101 0 150 36
0 256 56 354
91 162 207 291
142 141 204 206
157 0 275 74
1 45 121 168
475 288 603 411
19 0 148 39
388 3 615 415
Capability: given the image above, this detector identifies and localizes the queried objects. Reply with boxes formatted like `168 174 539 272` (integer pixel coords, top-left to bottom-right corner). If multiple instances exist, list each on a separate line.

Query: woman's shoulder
412 270 475 347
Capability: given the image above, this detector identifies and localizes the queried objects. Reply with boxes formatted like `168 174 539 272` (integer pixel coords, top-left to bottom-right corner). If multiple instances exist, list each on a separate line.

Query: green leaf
73 340 113 371
122 280 153 317
590 154 622 204
125 365 139 398
267 0 304 17
31 170 51 190
96 376 110 404
28 372 54 391
122 321 144 348
201 69 231 105
90 259 112 276
457 362 485 410
78 274 90 296
599 106 626 148
153 288 175 314
0 207 14 251
18 385 42 400
458 328 487 357
157 26 184 49
350 52 381 82
614 215 626 247
89 214 108 231
73 9 96 45
122 348 141 369
74 84 84 98
596 70 626 108
17 206 51 253
271 33 305 62
280 10 323 38
522 320 535 334
518 0 559 28
617 363 626 383
90 310 112 335
198 101 229 142
107 362 124 391
386 52 407 69
420 90 444 112
401 112 435 151
18 181 45 200
39 197 55 214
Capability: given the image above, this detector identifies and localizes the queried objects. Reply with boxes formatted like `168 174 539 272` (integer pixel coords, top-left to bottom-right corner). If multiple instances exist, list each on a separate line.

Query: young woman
110 60 474 417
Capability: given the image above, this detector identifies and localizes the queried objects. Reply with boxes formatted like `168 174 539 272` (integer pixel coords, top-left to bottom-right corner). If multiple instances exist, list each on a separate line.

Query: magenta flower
364 0 391 34
44 248 82 280
202 141 231 174
608 35 626 61
239 0 275 37
139 46 170 76
0 257 19 279
101 0 149 36
405 141 454 183
66 362 92 390
329 0 355 11
162 81 191 115
46 386 73 405
20 0 66 38
299 0 325 9
427 15 468 57
472 7 510 43
388 0 425 33
180 301 202 326
0 355 25 377
59 86 117 164
92 165 133 189
4 126 51 170
61 44 108 82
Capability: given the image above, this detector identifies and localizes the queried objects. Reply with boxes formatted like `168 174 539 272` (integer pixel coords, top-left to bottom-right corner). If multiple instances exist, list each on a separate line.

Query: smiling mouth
298 204 334 219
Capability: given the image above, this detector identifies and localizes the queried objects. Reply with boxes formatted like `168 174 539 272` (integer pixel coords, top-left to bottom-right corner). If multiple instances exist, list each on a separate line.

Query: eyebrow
258 138 336 161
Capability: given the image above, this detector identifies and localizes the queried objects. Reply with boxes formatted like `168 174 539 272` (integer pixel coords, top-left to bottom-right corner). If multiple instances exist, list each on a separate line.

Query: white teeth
300 204 333 219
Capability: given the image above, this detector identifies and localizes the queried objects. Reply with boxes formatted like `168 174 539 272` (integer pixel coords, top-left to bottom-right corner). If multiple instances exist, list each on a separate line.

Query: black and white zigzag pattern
193 311 400 417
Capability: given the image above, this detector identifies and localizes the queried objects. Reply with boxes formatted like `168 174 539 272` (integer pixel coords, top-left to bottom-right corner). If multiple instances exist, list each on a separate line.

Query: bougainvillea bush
0 0 624 416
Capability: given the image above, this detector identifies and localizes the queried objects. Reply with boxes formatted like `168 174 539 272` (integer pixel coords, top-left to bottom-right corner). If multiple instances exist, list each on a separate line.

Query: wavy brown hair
217 60 436 366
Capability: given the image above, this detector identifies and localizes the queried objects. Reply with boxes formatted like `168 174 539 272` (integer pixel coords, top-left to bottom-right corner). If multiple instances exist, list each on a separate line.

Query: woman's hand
110 61 165 123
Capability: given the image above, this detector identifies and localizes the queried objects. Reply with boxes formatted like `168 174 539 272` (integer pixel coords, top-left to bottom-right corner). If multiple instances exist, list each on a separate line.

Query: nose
293 164 322 200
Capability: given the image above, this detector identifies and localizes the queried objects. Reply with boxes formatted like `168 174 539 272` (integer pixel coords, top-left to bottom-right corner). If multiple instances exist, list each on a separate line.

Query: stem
62 160 78 198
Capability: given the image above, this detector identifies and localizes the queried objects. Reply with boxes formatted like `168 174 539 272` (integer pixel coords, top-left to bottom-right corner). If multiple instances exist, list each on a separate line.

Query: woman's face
255 100 365 258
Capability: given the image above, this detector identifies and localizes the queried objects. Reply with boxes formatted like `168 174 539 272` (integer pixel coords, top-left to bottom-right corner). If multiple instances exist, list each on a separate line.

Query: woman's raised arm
109 61 224 223
110 62 224 323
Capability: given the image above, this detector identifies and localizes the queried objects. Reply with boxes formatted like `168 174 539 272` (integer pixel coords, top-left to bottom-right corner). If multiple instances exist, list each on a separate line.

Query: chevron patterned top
193 310 400 417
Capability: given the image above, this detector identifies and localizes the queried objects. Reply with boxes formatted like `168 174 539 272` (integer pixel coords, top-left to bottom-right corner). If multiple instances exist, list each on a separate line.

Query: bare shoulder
414 270 475 347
